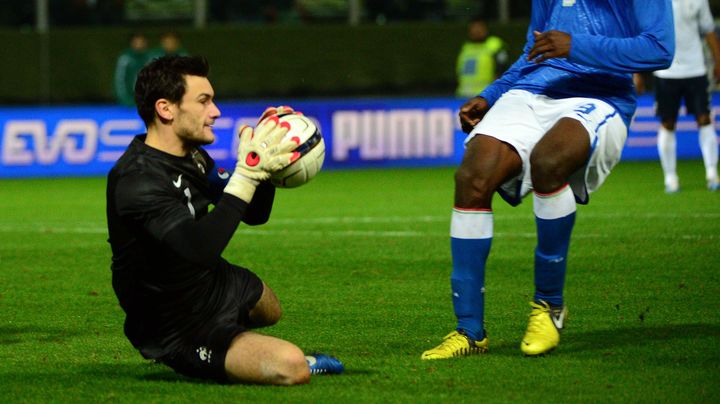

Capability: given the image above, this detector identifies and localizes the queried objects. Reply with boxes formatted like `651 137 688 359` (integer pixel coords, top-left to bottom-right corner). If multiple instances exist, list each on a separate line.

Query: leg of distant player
696 114 720 190
657 122 679 193
422 135 522 359
521 117 588 356
654 77 682 193
224 284 310 385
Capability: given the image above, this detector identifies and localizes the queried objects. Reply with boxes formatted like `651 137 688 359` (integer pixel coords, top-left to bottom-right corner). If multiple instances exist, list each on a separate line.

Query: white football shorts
466 89 627 205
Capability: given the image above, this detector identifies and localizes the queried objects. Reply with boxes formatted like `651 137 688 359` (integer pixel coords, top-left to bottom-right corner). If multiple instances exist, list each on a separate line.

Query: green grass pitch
0 160 718 402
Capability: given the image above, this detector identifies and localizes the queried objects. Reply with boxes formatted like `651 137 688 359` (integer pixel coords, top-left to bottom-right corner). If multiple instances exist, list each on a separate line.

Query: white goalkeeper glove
224 116 299 202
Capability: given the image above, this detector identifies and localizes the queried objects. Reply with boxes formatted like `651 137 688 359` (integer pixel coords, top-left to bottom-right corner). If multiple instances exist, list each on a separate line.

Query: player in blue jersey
422 0 675 359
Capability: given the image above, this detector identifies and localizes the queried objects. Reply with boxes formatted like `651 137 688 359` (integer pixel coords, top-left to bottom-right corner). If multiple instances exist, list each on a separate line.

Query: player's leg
422 135 522 360
654 76 682 192
521 117 590 356
686 75 719 190
530 117 589 302
696 114 719 190
698 120 719 190
658 120 679 192
452 135 522 338
227 281 341 383
247 282 282 328
522 96 627 356
224 331 310 385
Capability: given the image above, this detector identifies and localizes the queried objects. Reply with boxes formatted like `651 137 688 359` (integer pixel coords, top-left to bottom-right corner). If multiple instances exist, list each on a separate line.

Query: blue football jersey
480 0 675 126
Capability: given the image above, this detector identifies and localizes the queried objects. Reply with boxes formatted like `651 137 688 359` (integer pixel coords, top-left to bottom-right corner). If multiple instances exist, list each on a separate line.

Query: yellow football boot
521 300 567 356
421 330 488 360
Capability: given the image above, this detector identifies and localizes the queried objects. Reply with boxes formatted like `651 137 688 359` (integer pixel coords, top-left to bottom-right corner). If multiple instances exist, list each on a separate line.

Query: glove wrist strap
224 173 259 203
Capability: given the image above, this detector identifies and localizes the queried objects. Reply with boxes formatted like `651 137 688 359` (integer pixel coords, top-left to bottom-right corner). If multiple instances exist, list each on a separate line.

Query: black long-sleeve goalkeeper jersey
106 135 275 359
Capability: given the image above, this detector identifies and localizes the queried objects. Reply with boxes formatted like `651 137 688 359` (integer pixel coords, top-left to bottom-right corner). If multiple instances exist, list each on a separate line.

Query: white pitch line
0 211 718 233
0 211 718 238
0 224 717 240
268 215 446 224
260 211 720 224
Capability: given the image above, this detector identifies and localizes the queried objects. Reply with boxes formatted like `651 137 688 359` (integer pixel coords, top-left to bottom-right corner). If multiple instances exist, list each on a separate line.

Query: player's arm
478 10 544 107
460 25 537 132
458 96 490 134
206 164 275 225
115 118 296 266
706 32 720 83
114 174 250 267
560 0 674 72
210 106 295 223
171 118 294 263
242 181 275 225
699 0 720 82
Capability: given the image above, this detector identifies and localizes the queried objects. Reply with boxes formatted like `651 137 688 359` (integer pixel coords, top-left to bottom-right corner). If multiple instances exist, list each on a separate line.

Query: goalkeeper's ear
154 98 174 123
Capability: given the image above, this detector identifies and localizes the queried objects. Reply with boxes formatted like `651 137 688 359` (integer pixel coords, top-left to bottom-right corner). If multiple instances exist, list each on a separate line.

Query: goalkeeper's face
172 75 221 146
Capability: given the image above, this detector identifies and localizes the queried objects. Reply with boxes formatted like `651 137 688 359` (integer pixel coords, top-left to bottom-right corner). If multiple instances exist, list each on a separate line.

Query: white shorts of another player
466 89 627 205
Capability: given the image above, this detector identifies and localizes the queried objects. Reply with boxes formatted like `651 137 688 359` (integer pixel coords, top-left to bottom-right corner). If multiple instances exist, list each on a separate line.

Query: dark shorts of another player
159 265 264 383
654 75 712 121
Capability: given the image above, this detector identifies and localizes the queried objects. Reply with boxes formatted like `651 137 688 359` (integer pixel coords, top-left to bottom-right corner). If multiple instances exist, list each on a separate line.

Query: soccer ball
270 113 325 188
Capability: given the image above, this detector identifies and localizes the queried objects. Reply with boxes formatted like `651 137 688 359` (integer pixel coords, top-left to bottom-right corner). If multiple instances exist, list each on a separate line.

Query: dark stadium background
0 0 717 178
3 0 718 104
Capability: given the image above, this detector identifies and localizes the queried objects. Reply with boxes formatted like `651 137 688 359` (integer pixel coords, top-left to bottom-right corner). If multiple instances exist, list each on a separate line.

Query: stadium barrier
1 22 522 104
0 95 716 178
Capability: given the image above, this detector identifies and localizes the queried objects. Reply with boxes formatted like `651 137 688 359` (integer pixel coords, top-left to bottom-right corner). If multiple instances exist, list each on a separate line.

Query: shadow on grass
489 323 720 357
0 325 84 344
75 362 205 383
0 363 173 385
563 323 720 353
78 362 371 384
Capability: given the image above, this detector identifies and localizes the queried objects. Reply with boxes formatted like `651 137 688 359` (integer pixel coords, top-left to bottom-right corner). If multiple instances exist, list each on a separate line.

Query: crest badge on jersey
562 0 575 6
196 346 212 363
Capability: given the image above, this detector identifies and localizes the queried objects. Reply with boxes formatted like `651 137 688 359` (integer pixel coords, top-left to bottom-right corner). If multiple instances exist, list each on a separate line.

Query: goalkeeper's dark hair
134 55 210 127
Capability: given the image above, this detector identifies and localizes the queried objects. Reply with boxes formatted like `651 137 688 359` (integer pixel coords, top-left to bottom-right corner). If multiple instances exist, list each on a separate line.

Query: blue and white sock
533 185 576 307
450 207 492 341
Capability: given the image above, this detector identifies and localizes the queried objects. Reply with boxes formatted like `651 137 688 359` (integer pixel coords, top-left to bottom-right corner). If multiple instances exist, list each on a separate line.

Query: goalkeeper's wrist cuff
224 173 259 203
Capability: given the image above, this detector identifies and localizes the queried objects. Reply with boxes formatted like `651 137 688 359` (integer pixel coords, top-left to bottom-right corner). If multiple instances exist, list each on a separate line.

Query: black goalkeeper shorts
654 75 712 121
159 264 264 383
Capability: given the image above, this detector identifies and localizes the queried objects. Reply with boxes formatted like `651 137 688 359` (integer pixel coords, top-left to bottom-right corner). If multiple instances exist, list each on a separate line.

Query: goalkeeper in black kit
106 55 342 385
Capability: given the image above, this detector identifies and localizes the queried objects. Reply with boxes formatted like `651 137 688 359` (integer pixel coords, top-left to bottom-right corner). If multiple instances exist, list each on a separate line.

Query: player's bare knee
697 114 711 126
661 120 676 130
530 152 565 193
273 347 311 385
454 166 494 207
